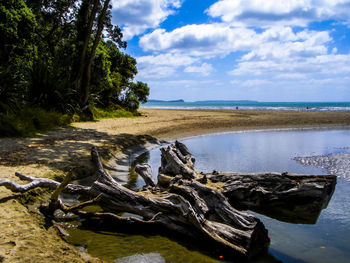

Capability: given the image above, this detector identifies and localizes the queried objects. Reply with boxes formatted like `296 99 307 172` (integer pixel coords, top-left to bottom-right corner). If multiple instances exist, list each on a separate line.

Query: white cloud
137 53 198 67
230 54 350 77
137 65 176 79
140 23 331 60
242 29 331 61
139 24 258 57
136 53 199 79
148 79 218 87
111 0 183 40
207 0 350 27
184 63 214 76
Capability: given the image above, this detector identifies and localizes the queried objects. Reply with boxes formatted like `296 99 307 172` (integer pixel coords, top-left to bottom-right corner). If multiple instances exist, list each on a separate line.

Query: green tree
0 0 148 121
129 81 150 104
72 0 126 117
91 40 142 110
23 0 79 112
0 0 36 112
123 81 150 111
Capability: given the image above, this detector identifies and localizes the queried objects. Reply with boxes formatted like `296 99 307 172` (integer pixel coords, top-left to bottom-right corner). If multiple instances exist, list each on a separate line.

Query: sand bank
1 109 350 262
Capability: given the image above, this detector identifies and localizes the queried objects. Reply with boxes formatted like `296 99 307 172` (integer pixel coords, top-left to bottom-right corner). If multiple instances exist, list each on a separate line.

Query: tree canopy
0 0 149 117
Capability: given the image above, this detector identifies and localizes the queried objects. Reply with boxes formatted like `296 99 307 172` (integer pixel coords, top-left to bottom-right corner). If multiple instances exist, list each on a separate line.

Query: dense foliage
0 108 71 137
0 0 149 120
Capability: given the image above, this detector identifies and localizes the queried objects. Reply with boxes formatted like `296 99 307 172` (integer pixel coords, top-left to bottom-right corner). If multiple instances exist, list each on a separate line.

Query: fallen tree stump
208 172 336 224
0 141 337 260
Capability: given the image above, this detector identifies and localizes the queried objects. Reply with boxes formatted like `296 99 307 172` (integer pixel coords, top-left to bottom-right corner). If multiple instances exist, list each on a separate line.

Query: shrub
91 106 138 119
0 107 71 137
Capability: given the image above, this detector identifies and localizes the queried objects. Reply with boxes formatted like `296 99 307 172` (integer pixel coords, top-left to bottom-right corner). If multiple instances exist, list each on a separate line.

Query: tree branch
58 194 102 212
75 210 162 225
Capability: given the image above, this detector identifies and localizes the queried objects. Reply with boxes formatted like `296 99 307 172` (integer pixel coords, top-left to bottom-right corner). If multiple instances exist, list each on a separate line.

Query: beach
1 109 350 262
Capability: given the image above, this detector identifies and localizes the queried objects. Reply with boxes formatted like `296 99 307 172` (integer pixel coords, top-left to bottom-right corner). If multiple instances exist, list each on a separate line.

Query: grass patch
0 105 141 137
0 108 71 137
72 106 139 122
92 106 139 120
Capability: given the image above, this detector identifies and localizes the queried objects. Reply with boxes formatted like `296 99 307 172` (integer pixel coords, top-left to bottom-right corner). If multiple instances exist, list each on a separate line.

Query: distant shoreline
142 101 350 112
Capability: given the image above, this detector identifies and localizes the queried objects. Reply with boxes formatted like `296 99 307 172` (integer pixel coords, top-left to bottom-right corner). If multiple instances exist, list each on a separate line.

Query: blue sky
111 0 350 102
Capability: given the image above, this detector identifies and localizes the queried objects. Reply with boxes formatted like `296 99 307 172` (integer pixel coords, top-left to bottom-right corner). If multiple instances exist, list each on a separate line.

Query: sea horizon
142 100 350 111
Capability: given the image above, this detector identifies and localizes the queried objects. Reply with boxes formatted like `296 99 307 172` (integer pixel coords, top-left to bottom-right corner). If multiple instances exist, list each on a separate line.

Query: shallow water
145 128 350 180
66 128 350 263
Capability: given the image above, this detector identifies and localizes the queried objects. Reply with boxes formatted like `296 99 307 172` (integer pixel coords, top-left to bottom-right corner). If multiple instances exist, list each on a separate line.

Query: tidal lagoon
67 128 350 263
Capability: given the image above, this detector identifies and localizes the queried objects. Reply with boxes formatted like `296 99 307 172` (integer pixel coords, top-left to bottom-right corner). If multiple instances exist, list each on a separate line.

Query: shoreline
161 124 350 141
140 107 350 112
114 125 350 184
1 108 350 262
140 100 350 112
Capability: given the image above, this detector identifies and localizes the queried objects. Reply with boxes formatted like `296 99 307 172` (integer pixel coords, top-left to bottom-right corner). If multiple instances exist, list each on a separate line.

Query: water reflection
125 151 150 189
66 214 286 263
171 129 350 175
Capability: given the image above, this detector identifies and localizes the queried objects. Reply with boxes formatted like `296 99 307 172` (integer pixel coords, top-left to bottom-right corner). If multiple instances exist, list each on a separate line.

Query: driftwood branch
134 164 156 187
58 194 102 212
50 172 73 201
75 211 162 225
0 173 59 193
0 171 91 195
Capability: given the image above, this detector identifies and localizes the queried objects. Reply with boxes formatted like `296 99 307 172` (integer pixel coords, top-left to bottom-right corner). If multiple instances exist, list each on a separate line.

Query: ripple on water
294 153 350 180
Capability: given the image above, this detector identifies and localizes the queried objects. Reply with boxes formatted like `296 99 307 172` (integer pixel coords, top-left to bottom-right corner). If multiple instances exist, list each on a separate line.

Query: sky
111 0 350 102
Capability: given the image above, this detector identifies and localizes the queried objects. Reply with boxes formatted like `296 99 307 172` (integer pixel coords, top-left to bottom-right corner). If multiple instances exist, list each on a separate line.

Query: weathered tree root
209 172 337 224
0 141 337 259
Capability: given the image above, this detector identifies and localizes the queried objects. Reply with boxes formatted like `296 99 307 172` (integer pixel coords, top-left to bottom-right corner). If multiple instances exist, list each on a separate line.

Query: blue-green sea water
142 101 350 111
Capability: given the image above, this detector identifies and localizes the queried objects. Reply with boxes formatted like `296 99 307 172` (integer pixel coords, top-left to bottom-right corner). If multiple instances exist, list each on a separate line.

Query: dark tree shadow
0 126 162 180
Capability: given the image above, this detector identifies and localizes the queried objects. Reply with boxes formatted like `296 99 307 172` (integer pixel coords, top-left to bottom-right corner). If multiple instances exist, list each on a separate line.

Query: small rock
198 175 208 184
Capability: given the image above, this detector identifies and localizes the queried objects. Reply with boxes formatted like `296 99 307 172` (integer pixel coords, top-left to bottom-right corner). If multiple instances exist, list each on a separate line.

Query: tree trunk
79 0 111 109
74 0 99 107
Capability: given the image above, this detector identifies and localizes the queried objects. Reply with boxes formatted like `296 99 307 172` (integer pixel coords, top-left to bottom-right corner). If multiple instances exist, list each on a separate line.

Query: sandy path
1 109 350 262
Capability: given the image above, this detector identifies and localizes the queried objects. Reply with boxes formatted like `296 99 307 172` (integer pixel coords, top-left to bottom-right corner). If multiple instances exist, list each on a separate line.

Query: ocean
141 100 350 111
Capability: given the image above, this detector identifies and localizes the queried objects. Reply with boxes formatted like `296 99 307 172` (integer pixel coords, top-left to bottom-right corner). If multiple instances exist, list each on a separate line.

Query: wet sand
1 109 350 262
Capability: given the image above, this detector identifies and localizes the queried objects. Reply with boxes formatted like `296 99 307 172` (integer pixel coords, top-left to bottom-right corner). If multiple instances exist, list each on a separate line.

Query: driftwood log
209 172 336 224
0 141 337 260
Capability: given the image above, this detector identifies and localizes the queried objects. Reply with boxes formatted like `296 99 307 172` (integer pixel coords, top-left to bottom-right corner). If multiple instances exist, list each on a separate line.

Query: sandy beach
1 108 350 262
